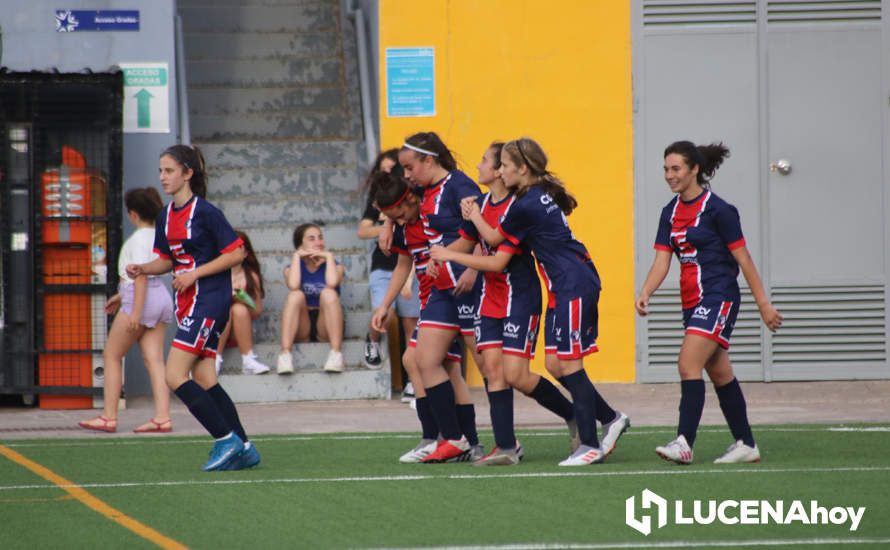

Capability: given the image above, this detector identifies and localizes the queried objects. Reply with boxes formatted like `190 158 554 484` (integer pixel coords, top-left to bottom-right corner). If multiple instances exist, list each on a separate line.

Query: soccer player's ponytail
369 170 411 210
161 144 208 198
503 137 578 216
663 140 730 188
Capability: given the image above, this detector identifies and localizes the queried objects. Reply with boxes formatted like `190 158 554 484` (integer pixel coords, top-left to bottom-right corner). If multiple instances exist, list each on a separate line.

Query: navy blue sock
174 380 230 439
207 384 247 442
425 381 461 440
561 375 616 424
715 378 755 447
487 389 516 450
678 379 706 447
559 371 600 447
528 377 574 421
415 397 439 440
456 404 479 446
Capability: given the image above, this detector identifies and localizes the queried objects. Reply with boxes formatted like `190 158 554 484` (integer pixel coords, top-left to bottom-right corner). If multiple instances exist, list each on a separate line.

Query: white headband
402 143 439 157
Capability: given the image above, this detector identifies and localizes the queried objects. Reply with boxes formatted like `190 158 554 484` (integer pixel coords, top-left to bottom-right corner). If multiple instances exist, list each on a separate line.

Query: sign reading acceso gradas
626 489 866 536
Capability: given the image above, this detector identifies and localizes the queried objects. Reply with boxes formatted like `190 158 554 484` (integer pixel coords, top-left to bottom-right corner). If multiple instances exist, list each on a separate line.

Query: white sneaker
214 354 223 375
656 434 694 465
241 352 270 375
276 351 294 375
558 444 605 466
601 411 630 456
401 382 415 403
323 350 344 373
399 439 437 463
363 337 383 369
714 440 761 464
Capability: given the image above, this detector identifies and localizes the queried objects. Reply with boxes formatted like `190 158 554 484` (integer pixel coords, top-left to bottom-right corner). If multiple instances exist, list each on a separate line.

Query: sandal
133 418 172 433
77 415 117 433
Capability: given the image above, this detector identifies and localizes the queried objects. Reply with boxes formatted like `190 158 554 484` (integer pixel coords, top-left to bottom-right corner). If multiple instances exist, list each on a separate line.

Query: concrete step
206 166 362 198
219 368 391 402
186 57 341 88
232 223 365 253
183 31 339 60
179 4 338 33
216 195 363 226
254 254 369 295
189 86 345 116
249 308 372 344
191 109 354 142
201 140 359 168
219 340 370 372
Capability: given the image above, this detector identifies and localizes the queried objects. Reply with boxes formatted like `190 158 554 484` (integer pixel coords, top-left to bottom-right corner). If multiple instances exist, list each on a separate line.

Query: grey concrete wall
0 0 181 396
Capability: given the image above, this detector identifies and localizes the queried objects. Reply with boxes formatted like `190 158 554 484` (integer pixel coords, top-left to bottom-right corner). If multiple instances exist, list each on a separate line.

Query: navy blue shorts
683 297 740 349
417 286 479 336
475 310 541 359
547 291 599 360
172 314 225 358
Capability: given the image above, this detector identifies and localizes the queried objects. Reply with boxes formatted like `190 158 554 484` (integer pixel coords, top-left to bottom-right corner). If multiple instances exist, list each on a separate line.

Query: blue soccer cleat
202 432 245 472
220 441 261 471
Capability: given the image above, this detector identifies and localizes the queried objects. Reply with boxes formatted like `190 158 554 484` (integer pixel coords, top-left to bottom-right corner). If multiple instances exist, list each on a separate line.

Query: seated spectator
277 223 346 374
216 230 270 375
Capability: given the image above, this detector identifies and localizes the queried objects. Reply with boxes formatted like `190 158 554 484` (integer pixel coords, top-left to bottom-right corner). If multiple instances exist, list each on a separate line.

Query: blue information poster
386 47 435 117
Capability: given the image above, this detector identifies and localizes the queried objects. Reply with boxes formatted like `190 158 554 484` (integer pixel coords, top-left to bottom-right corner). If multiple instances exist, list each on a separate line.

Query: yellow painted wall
379 0 635 382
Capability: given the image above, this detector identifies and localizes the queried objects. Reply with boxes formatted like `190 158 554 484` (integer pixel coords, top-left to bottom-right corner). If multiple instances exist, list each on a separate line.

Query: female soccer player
636 140 782 464
431 137 629 466
370 132 483 463
79 187 174 433
127 145 258 471
368 170 469 463
277 223 346 374
442 142 580 465
215 230 270 375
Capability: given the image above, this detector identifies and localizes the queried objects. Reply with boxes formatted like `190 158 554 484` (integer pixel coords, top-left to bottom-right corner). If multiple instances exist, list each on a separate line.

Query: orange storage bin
39 293 93 409
42 247 92 284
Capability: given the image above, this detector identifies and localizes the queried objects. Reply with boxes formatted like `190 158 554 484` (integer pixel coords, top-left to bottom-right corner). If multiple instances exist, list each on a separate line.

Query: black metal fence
0 71 122 407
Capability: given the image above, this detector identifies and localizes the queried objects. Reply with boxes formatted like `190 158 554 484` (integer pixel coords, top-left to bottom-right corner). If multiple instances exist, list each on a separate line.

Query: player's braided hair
664 140 730 187
502 137 578 216
161 144 208 198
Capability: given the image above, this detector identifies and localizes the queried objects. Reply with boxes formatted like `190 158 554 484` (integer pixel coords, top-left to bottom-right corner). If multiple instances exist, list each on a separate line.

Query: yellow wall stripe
0 444 188 550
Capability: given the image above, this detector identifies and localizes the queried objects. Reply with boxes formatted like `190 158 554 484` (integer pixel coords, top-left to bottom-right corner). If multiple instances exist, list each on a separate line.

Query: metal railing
345 2 378 167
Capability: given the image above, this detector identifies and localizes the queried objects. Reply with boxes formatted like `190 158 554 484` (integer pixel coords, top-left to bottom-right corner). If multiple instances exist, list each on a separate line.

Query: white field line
367 538 890 550
1 465 889 492
3 425 888 449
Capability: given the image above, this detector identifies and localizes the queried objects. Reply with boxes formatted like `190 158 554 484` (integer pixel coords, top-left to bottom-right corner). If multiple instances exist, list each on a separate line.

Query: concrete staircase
178 0 388 401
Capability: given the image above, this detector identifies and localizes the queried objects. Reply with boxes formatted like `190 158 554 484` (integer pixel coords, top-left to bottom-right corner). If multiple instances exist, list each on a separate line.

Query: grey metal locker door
633 1 764 382
632 0 890 382
765 3 888 379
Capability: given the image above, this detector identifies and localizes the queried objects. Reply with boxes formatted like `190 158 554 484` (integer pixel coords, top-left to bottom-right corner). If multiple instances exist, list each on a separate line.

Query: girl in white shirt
78 187 175 433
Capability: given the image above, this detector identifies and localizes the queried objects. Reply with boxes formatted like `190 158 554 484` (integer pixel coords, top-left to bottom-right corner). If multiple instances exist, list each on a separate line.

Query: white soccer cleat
241 353 270 375
399 439 438 463
276 352 294 375
656 434 694 465
558 444 605 466
601 411 630 456
714 440 761 464
323 350 345 373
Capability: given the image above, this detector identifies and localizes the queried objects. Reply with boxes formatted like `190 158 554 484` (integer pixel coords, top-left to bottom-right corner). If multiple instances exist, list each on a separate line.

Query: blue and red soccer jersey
498 185 600 300
391 218 438 308
459 192 541 318
421 170 482 289
497 185 601 359
154 196 242 357
654 190 745 309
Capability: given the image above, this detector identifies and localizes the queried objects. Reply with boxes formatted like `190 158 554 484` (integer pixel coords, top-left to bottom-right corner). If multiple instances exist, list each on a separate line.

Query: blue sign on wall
386 47 435 117
55 10 140 32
